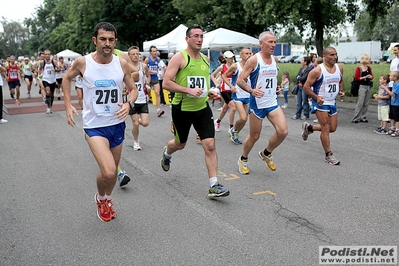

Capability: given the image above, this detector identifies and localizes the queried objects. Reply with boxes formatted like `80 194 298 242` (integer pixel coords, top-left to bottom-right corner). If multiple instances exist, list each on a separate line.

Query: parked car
276 55 286 62
386 54 396 63
293 55 307 63
370 57 380 64
342 56 357 64
280 55 297 63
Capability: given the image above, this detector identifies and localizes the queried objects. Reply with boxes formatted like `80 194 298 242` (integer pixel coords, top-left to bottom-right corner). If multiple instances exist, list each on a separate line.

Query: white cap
223 51 234 58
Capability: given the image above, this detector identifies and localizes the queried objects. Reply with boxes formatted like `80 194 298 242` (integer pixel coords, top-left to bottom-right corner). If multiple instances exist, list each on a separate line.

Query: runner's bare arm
62 56 85 126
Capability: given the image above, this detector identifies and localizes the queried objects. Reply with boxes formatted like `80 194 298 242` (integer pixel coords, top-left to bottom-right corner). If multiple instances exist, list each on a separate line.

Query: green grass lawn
278 62 391 96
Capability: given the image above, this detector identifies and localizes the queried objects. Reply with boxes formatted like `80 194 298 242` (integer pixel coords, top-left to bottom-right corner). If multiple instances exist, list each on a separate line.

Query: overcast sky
0 0 43 28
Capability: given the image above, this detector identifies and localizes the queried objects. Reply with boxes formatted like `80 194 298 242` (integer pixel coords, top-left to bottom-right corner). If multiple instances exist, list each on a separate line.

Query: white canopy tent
175 27 260 53
202 28 260 49
143 24 188 52
56 49 82 60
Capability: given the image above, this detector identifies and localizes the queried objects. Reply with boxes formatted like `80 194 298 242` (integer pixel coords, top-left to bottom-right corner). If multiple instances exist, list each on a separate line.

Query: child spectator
373 74 390 134
280 71 290 108
383 71 399 136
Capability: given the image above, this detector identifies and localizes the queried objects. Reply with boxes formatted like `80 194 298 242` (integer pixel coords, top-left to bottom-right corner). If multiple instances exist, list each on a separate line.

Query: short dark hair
149 45 157 52
303 56 311 65
323 47 336 55
93 22 117 38
186 25 203 37
218 55 225 64
381 74 390 83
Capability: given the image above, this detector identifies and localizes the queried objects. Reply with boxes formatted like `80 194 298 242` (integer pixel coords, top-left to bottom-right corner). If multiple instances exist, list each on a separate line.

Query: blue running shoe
230 128 242 144
208 182 230 198
118 171 131 187
161 146 171 171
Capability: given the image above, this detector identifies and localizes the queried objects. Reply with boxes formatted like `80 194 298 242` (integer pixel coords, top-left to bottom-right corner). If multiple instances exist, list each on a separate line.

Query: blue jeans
283 90 288 104
295 87 309 118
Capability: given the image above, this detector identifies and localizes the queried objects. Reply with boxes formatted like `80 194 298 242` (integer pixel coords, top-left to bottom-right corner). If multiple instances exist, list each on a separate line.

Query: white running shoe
214 120 221 132
0 118 8 124
133 141 142 151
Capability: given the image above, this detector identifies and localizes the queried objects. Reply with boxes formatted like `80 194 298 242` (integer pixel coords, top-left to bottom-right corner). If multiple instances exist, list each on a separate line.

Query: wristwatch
249 88 253 94
129 101 135 109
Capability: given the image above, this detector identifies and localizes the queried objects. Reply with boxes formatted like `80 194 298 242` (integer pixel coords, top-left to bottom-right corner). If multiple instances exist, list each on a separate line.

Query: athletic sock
209 176 217 187
97 194 106 201
263 149 271 156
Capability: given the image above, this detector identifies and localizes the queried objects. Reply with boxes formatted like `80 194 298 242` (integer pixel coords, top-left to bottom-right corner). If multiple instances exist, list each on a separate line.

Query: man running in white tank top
63 22 138 222
236 31 288 175
301 47 345 165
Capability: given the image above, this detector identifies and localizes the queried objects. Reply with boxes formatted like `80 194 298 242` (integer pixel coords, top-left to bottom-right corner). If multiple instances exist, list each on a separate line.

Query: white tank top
56 62 67 79
249 53 278 108
75 75 83 88
23 63 32 76
82 54 124 128
135 62 146 104
234 62 250 99
314 64 341 106
42 61 56 83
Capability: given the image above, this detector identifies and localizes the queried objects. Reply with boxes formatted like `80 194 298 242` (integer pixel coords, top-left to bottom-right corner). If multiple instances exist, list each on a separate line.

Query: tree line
0 0 396 58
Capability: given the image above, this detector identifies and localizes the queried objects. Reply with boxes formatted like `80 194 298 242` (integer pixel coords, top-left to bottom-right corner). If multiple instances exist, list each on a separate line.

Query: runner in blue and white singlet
311 63 342 111
231 62 250 101
248 53 279 112
302 46 345 165
236 32 288 175
223 47 252 144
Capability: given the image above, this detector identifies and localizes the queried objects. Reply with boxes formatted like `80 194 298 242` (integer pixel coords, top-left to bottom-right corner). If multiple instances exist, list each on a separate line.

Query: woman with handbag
351 54 373 123
291 56 313 120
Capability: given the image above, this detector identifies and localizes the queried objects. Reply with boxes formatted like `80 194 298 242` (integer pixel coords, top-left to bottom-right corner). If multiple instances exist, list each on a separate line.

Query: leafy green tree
241 0 360 56
100 0 191 51
0 19 30 57
24 0 65 54
355 3 399 50
278 30 303 45
172 0 260 37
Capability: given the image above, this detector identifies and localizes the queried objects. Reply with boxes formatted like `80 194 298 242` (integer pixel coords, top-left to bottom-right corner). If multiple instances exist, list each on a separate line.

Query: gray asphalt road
1 83 398 266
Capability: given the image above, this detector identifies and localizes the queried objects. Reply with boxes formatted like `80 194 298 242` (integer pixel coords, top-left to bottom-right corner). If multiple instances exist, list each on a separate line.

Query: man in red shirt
6 56 22 105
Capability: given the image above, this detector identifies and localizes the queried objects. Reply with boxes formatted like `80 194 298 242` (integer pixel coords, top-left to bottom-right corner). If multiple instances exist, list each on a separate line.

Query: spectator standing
0 64 8 123
280 71 290 108
388 44 399 133
383 71 399 137
291 56 313 120
373 74 390 134
351 54 373 123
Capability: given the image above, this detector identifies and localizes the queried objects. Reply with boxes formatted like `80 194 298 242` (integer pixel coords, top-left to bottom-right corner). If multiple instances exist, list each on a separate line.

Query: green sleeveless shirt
172 50 210 111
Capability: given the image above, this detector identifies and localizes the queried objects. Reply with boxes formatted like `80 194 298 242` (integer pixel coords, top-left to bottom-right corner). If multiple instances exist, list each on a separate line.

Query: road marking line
253 190 276 196
224 174 240 180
